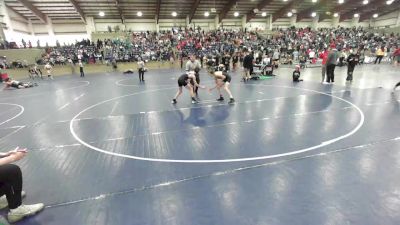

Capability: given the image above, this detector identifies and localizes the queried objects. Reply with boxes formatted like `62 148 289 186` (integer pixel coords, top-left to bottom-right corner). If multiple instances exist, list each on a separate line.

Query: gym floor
0 64 399 225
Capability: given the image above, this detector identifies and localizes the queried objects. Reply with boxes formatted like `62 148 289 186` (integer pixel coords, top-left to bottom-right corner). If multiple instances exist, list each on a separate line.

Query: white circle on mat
0 103 24 126
70 84 364 163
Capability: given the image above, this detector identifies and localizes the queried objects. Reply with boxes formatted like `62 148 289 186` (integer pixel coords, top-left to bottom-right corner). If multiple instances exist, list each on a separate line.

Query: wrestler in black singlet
221 71 231 83
178 74 191 87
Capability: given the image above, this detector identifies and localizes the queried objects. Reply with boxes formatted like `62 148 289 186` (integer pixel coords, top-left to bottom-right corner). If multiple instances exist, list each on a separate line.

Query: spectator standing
320 48 329 83
346 49 360 82
326 45 339 84
375 47 385 64
242 50 253 82
392 46 400 66
137 58 145 82
78 60 85 77
67 58 75 74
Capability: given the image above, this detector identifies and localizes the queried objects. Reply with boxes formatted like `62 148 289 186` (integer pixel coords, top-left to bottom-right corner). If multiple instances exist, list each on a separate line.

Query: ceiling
4 0 400 24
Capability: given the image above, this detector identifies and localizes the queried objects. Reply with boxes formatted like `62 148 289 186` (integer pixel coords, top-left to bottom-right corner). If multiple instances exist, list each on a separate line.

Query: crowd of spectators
2 26 400 70
262 26 400 66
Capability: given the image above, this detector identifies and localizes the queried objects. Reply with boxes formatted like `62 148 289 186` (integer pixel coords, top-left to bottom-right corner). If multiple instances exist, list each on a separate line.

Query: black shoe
217 96 224 101
191 97 198 104
228 98 235 104
171 99 177 104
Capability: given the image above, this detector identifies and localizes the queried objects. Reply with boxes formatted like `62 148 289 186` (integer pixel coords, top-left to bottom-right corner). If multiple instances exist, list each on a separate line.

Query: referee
186 54 202 97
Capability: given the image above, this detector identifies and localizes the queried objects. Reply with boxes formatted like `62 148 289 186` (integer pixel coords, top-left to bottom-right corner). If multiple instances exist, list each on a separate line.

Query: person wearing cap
326 44 339 83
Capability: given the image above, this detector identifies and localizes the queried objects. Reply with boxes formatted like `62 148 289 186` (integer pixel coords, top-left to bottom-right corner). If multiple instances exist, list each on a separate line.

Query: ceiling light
99 11 105 17
261 12 267 17
326 12 331 15
354 13 359 18
312 0 317 2
363 0 368 4
287 12 293 17
137 11 143 17
373 13 378 18
386 0 393 5
234 12 239 17
283 0 288 1
333 13 339 17
172 11 177 17
204 12 210 17
311 12 317 17
338 0 344 4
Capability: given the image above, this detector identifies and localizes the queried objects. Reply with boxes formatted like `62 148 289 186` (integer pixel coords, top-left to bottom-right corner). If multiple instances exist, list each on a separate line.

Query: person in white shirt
309 49 316 62
185 54 201 97
78 60 84 77
44 63 53 79
137 58 145 82
67 58 75 74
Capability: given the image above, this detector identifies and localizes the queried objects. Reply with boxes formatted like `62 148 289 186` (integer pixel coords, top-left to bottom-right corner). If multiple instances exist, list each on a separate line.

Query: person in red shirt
320 48 329 83
393 46 400 67
392 47 400 92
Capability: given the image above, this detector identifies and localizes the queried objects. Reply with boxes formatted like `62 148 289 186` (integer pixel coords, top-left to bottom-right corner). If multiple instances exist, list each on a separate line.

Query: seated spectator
0 147 44 223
